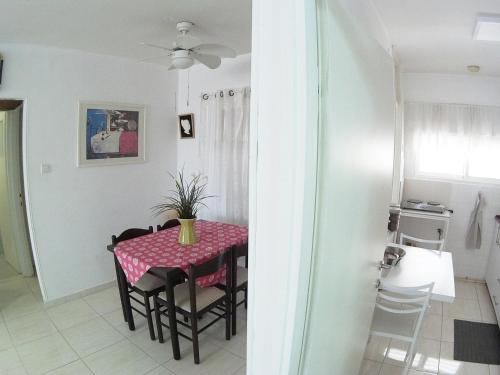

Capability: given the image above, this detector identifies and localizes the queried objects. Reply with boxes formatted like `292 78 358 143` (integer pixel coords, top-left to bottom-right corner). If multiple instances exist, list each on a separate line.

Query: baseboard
456 276 486 284
43 280 116 308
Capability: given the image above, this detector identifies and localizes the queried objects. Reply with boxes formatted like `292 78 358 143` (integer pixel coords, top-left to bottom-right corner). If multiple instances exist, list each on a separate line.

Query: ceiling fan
141 21 237 70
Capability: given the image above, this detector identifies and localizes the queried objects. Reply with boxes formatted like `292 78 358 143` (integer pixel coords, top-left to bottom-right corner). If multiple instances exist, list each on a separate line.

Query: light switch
40 163 51 175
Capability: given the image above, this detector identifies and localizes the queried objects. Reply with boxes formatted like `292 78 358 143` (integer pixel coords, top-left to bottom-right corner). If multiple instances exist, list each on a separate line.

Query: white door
6 106 33 276
299 0 396 374
0 111 20 272
0 106 33 276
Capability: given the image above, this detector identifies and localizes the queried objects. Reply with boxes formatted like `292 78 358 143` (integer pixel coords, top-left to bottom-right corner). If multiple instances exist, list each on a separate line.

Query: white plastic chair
369 281 434 375
399 233 444 254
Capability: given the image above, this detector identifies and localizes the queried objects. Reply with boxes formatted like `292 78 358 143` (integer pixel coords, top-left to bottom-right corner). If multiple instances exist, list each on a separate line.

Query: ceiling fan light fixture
171 50 194 69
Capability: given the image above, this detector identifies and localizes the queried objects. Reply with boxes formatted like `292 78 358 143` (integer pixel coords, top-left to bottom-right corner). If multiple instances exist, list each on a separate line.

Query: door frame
246 0 319 373
0 97 47 300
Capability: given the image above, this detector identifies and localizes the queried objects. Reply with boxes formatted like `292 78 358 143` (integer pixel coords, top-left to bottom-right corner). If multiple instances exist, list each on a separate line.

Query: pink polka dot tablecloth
114 220 248 288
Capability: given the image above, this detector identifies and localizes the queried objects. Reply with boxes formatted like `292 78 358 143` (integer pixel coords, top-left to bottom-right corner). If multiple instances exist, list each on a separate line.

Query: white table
381 244 455 303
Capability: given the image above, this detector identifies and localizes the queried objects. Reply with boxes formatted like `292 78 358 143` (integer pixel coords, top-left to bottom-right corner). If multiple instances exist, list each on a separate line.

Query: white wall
176 54 251 175
0 44 177 301
402 73 500 280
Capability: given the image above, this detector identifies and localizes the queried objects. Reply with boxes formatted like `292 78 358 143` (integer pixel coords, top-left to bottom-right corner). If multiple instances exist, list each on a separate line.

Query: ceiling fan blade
175 34 202 50
140 42 173 51
191 44 236 58
139 53 173 62
192 53 221 69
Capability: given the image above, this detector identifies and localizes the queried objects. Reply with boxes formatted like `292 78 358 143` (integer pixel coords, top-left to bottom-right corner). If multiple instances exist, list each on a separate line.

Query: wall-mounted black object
0 54 3 85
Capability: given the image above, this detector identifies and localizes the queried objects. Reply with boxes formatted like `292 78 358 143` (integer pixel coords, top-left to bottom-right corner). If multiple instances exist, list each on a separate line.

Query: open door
0 104 34 277
299 1 396 374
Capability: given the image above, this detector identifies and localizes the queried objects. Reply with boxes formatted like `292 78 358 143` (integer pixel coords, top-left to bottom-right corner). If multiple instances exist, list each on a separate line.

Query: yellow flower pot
178 218 197 245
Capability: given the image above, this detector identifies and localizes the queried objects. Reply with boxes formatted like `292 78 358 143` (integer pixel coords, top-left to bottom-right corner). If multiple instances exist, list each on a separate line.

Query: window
404 102 500 182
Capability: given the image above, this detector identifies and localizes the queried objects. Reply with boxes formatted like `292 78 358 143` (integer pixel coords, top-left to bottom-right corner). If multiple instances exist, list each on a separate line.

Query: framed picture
178 113 195 139
78 101 146 167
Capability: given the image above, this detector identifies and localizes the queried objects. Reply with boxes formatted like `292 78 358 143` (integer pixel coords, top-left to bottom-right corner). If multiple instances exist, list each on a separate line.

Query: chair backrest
376 281 434 341
157 219 180 232
186 248 232 313
112 226 153 245
399 233 444 253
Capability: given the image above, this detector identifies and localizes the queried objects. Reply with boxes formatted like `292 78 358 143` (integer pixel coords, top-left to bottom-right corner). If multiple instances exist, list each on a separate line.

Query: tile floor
0 258 247 375
361 279 499 375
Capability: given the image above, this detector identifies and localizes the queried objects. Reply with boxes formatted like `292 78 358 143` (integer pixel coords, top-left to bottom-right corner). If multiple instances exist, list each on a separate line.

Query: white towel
466 192 484 250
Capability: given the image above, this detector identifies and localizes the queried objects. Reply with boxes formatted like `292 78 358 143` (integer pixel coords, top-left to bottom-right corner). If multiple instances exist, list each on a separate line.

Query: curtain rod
201 86 250 100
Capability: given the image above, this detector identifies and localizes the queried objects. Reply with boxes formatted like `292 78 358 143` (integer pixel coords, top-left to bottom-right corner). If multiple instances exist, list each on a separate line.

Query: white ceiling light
474 14 500 41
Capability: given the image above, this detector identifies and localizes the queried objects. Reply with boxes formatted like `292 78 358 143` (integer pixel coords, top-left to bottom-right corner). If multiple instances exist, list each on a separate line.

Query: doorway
0 100 35 282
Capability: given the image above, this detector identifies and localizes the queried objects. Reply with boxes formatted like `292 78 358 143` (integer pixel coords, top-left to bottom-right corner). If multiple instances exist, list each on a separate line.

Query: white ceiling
373 0 500 76
0 0 252 64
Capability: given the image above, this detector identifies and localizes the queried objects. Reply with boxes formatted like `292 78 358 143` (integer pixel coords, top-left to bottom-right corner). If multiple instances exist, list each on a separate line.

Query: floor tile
455 281 478 300
61 316 123 357
443 298 482 321
428 302 443 316
1 293 44 321
421 314 442 341
359 359 382 375
102 308 146 337
234 365 246 375
16 332 78 375
0 321 14 351
475 285 498 324
0 347 28 374
441 316 454 343
439 341 489 375
364 336 390 363
379 363 404 375
5 311 57 346
144 366 176 375
164 340 245 375
0 257 19 281
384 338 440 373
83 339 157 375
47 299 99 330
83 287 122 315
206 320 246 358
43 360 93 375
127 326 177 364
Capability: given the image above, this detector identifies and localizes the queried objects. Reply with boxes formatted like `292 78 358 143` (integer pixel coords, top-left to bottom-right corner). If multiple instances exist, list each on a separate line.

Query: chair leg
244 288 248 309
232 288 237 336
226 296 231 341
144 295 156 341
191 311 200 364
153 296 164 344
403 340 416 375
114 257 127 322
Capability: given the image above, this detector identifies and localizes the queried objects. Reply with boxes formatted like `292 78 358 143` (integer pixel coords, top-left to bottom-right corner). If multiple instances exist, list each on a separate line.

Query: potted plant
152 170 212 245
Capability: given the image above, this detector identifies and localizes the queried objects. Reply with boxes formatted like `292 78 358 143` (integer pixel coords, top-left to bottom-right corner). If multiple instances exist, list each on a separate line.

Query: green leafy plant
152 170 212 219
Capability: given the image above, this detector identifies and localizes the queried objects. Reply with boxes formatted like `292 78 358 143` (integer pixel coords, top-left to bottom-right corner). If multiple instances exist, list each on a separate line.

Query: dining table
380 243 455 303
107 220 248 360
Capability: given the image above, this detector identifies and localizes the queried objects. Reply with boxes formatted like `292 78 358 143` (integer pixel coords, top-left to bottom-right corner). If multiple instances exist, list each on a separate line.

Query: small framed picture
178 113 195 139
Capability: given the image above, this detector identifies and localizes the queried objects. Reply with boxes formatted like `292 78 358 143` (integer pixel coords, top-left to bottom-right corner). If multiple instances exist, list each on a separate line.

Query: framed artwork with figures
178 113 195 139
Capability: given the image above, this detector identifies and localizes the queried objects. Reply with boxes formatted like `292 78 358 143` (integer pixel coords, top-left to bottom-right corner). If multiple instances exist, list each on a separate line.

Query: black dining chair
156 219 180 232
220 243 248 335
112 226 164 340
154 249 232 364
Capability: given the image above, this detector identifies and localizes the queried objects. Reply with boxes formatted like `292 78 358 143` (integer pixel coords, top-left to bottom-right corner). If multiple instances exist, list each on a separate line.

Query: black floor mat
454 319 500 365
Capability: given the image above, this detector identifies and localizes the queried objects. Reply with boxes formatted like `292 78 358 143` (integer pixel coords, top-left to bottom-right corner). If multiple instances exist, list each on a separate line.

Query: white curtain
198 87 250 225
404 102 500 181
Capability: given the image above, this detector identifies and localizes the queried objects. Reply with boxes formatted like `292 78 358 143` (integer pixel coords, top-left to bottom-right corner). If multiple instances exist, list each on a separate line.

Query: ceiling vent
474 14 500 41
